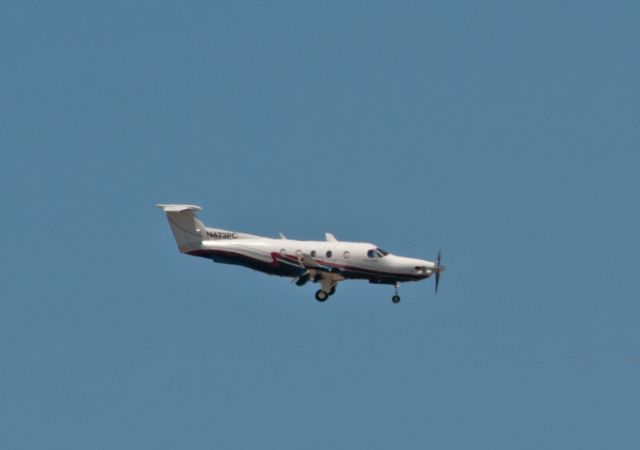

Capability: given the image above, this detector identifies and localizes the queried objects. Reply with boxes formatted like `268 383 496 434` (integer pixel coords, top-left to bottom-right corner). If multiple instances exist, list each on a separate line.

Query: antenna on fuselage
325 233 338 242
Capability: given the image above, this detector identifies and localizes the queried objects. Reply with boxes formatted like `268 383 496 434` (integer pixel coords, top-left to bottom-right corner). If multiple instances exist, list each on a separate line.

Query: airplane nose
414 265 428 274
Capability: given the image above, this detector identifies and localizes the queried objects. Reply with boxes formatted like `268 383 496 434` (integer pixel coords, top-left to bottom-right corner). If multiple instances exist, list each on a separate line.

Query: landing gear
315 286 336 302
295 272 311 286
392 282 401 304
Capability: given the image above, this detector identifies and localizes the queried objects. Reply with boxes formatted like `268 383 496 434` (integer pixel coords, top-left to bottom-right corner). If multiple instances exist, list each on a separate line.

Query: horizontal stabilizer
156 204 202 213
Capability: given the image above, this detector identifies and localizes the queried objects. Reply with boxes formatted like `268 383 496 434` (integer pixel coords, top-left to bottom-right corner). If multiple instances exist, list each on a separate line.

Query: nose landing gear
392 282 401 303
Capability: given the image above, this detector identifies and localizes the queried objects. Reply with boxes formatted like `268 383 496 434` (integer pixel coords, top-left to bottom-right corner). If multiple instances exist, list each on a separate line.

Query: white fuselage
189 234 436 284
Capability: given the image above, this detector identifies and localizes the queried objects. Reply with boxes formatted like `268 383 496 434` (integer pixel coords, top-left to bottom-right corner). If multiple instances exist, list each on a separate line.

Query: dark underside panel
188 249 306 278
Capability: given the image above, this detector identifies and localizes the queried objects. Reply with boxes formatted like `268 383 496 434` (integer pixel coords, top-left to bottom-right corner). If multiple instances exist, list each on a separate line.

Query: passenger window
310 250 317 257
343 251 350 259
280 249 287 256
326 250 332 258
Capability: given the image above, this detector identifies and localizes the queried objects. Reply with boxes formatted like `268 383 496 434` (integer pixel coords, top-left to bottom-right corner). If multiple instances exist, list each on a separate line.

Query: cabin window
310 250 317 257
343 251 350 259
326 250 333 258
280 249 287 256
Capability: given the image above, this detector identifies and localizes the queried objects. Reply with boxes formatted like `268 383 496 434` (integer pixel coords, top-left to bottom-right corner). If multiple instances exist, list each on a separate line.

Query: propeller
434 250 445 294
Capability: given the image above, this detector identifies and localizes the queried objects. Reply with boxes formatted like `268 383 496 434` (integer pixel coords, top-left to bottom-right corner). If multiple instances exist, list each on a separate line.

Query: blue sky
1 1 639 448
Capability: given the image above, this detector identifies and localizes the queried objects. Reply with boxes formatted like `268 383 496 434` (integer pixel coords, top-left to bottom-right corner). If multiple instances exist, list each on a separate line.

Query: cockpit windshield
367 248 389 258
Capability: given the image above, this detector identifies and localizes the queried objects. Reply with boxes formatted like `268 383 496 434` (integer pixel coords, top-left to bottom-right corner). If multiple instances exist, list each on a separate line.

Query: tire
392 295 401 304
315 290 329 302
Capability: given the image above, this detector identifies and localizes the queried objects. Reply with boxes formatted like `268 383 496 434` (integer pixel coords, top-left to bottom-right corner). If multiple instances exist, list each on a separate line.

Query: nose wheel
392 282 401 303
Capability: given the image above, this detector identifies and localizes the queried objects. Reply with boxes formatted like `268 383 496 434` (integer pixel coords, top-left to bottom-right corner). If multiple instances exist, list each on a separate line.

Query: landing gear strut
314 276 338 303
392 282 401 303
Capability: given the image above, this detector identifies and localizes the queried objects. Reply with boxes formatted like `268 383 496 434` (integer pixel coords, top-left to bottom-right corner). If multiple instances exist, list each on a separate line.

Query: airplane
157 204 445 303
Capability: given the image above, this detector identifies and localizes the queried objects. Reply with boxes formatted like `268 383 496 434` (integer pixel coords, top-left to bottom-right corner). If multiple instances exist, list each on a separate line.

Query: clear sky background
1 1 639 449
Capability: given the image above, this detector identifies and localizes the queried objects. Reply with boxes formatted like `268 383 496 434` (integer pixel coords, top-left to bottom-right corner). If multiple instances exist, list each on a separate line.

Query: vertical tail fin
156 204 207 253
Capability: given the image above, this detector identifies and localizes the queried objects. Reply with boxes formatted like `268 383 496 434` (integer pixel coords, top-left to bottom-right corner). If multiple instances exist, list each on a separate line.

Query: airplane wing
297 254 341 273
294 253 345 288
298 254 324 269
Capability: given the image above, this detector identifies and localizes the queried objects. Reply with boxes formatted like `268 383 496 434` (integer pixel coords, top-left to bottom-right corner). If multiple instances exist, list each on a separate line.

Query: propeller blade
434 250 444 294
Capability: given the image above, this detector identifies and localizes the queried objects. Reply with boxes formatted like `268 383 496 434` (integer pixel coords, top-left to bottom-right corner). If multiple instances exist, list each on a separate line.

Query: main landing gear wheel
315 290 329 302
